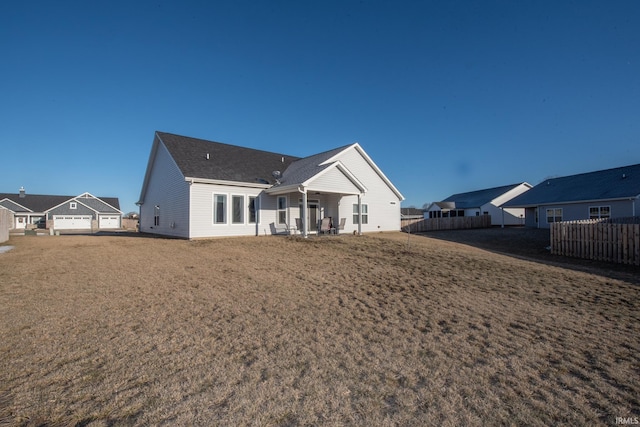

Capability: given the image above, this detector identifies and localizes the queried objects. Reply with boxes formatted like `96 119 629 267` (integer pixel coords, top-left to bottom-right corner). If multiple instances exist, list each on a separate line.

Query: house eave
185 176 272 189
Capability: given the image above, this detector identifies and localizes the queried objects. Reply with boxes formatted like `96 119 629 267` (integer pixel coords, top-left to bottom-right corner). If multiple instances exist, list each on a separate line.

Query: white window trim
248 196 258 224
277 196 288 225
589 205 611 220
546 208 563 223
353 203 369 224
70 202 77 210
232 194 245 224
213 193 228 225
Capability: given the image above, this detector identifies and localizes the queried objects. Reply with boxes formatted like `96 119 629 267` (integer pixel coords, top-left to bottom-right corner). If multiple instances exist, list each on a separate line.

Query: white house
137 132 404 238
426 183 532 226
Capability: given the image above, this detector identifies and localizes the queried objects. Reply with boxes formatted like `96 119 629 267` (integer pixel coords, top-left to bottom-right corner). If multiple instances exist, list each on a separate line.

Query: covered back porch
266 171 367 237
268 188 366 237
265 155 369 237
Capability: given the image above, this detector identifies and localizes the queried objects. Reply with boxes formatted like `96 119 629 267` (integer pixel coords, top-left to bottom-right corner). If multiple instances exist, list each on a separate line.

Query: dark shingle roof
0 194 74 212
503 163 640 207
157 132 301 185
442 183 527 209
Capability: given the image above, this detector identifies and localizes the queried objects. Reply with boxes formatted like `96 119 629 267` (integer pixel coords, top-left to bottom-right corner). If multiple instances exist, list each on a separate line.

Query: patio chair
336 218 346 234
319 217 333 235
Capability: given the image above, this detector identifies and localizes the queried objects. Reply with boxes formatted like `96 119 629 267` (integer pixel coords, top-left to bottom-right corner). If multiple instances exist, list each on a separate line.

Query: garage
53 215 92 230
99 215 120 229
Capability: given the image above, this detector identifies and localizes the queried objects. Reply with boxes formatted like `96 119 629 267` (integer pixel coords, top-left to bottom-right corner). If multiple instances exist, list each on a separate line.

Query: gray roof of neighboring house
75 196 121 213
401 207 424 216
0 193 120 213
503 163 640 208
157 132 301 185
441 183 528 209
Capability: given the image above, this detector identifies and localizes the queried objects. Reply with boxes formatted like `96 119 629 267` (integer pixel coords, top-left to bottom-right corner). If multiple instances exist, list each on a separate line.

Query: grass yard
0 230 638 426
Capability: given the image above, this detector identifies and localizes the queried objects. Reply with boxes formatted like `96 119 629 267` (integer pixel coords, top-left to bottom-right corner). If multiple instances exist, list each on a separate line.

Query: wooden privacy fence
550 217 640 266
402 215 491 233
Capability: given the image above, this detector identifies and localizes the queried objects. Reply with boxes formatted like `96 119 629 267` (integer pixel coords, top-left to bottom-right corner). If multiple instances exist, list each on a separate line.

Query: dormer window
70 202 77 210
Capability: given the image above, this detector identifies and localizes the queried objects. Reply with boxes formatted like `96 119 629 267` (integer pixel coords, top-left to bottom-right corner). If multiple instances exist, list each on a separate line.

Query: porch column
358 193 363 236
301 188 308 238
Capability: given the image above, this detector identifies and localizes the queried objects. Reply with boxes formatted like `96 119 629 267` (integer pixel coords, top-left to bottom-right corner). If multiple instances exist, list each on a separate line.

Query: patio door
299 200 320 232
308 203 319 232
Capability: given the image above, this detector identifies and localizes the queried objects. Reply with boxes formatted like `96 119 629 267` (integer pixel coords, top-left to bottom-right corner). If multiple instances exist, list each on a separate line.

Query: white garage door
54 215 92 230
99 215 120 229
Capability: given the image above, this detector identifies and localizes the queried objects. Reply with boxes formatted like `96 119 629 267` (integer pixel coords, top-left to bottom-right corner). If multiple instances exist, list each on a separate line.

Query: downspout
358 193 363 236
501 207 504 228
299 186 308 238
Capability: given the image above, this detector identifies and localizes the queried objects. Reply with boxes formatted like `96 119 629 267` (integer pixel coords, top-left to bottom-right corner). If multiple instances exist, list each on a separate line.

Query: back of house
137 132 404 238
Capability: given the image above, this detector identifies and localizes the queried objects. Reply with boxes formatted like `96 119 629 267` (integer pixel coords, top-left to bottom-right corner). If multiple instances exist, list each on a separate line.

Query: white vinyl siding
190 183 265 238
334 147 402 233
311 167 361 194
139 139 190 238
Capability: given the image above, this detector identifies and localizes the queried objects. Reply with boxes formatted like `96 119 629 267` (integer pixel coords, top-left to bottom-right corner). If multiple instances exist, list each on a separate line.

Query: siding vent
206 153 210 160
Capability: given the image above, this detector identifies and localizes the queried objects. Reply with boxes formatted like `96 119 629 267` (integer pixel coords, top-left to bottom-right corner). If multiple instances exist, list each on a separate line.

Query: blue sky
1 1 639 214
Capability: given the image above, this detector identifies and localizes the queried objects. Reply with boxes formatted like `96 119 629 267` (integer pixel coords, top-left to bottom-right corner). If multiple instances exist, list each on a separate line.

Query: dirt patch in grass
1 232 638 425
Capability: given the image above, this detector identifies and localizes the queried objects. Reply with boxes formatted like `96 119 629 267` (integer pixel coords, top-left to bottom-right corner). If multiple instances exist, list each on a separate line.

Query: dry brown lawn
0 230 638 426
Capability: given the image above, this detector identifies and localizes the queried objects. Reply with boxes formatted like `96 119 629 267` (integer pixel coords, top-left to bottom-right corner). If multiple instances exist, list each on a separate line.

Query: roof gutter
185 177 271 189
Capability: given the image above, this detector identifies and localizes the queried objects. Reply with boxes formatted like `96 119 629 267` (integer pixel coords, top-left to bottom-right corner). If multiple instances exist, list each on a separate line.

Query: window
232 195 244 224
154 205 160 226
214 194 227 224
589 206 610 220
248 196 257 223
353 204 369 224
277 196 287 225
546 208 562 223
70 202 77 210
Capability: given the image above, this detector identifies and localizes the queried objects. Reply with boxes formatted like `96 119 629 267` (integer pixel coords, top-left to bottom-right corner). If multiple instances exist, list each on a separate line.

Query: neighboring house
502 163 640 228
401 207 425 220
0 188 122 231
425 183 532 226
137 131 404 239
